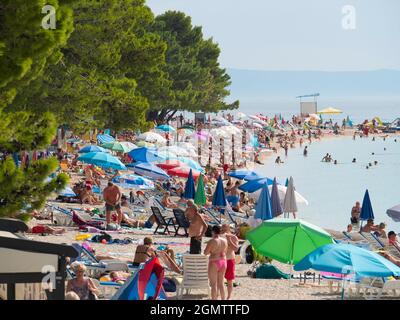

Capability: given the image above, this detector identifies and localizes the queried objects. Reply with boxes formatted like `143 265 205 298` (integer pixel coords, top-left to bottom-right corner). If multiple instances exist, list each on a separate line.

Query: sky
146 0 400 71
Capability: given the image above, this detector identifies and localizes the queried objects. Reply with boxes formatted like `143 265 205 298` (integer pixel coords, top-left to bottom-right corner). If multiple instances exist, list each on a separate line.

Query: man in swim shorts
222 224 239 300
103 181 123 229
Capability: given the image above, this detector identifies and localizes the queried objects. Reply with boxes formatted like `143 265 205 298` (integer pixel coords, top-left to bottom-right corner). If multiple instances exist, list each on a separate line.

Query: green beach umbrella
101 141 136 153
194 174 206 206
246 219 334 265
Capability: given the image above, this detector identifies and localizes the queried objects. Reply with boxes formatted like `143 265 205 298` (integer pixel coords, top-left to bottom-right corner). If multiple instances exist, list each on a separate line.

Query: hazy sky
146 0 400 71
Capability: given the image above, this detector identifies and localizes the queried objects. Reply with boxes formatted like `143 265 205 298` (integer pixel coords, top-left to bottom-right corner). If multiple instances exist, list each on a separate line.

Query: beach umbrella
194 174 206 206
247 219 334 265
167 166 200 180
157 160 187 170
238 178 274 193
247 218 334 299
317 107 343 115
156 124 175 132
128 147 164 163
228 170 256 180
113 173 154 190
360 189 374 221
136 141 155 148
271 178 283 217
243 172 263 181
97 134 115 145
183 169 196 200
127 161 169 181
78 152 127 170
102 141 137 153
158 146 189 157
237 112 247 119
387 204 400 222
177 128 193 136
58 186 76 197
249 115 260 121
154 150 178 160
270 185 308 206
138 132 166 144
294 243 400 299
254 184 273 221
176 157 204 172
179 124 195 130
78 145 110 154
212 175 227 208
253 123 263 129
283 177 298 218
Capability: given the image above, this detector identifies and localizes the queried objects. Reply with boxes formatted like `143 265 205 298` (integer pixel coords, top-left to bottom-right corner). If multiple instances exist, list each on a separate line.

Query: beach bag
162 278 176 293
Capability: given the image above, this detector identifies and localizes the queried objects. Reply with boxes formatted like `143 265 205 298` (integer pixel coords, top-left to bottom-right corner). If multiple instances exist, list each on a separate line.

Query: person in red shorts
30 225 66 235
221 224 239 299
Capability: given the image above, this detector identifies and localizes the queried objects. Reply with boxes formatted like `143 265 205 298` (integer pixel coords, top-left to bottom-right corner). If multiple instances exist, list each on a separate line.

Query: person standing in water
303 146 308 157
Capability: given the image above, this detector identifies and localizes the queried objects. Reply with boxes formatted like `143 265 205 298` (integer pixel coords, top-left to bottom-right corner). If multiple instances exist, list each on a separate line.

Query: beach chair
359 232 384 251
151 206 177 235
376 279 400 299
342 232 369 245
175 254 210 299
172 209 190 237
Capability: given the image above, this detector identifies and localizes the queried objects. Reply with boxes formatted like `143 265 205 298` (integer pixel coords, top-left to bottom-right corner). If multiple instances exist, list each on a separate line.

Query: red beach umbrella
157 160 186 170
167 166 200 179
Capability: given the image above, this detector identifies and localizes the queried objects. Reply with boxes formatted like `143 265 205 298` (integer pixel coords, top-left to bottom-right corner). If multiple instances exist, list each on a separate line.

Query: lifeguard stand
296 93 320 116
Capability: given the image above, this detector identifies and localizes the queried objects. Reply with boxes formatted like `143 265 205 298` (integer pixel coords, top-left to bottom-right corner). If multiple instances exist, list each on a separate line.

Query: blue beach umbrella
212 175 227 207
128 147 165 163
113 173 154 190
243 172 263 181
254 184 273 221
176 157 204 172
271 177 283 217
78 145 109 154
183 169 196 200
229 170 257 180
97 134 115 145
360 189 374 221
156 124 175 132
77 152 127 170
239 178 274 193
127 161 169 181
294 243 400 299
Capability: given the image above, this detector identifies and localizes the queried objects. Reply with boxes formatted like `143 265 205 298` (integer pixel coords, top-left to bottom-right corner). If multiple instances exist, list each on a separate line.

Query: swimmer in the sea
352 158 356 163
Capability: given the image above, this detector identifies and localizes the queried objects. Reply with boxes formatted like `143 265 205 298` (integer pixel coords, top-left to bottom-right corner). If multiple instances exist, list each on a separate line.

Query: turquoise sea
257 135 400 232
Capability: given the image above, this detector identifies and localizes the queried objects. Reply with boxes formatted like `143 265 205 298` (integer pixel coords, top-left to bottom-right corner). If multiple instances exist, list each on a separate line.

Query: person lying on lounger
29 224 66 235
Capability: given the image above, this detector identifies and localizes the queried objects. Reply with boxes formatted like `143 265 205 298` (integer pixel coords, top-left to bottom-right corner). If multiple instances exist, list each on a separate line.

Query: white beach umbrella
253 123 263 129
158 145 189 157
220 125 242 135
138 132 167 145
237 112 247 119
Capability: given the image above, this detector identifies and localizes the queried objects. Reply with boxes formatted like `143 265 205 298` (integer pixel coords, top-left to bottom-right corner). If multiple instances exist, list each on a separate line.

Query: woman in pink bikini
204 225 228 300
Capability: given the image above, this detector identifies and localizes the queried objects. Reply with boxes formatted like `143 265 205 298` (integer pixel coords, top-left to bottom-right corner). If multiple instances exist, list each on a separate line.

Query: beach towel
255 264 290 279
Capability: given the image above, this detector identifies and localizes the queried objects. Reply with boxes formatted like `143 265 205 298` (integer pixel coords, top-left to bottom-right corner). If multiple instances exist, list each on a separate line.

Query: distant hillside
227 69 400 98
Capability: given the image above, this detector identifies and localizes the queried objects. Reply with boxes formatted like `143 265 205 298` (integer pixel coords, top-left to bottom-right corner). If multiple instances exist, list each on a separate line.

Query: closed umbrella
254 184 273 221
283 177 298 219
77 152 127 170
360 189 374 221
78 145 110 154
212 175 227 208
294 243 400 299
194 174 206 206
183 169 196 200
127 161 169 181
271 177 283 217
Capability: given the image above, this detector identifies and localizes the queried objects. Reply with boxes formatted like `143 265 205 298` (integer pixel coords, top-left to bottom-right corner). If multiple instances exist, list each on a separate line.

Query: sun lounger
172 209 190 237
151 206 177 235
359 232 384 251
46 204 75 226
175 254 210 299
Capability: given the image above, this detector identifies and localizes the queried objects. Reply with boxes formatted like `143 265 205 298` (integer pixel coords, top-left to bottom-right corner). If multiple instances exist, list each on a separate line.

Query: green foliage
0 0 72 218
148 11 239 122
11 0 167 133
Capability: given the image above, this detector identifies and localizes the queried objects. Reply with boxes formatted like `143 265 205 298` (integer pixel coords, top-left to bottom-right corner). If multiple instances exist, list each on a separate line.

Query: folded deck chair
151 206 177 235
172 209 190 237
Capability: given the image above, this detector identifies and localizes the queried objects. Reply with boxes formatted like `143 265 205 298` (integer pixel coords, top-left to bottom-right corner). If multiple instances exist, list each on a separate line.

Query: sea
256 131 400 233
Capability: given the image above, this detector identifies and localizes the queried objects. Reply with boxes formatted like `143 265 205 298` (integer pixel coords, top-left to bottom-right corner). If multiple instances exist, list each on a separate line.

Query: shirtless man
185 200 208 254
103 181 123 228
221 224 239 300
204 225 228 300
361 219 378 233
